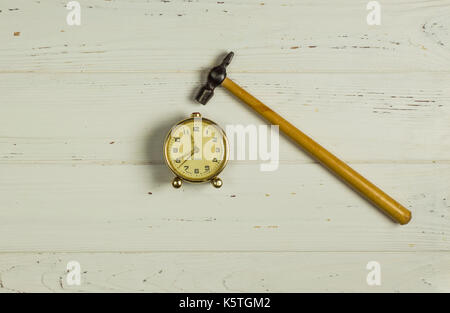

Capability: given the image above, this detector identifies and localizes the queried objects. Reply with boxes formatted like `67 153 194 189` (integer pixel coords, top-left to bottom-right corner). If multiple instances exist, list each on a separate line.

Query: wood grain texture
0 72 449 164
0 163 448 252
0 252 449 293
0 0 449 292
222 77 412 224
0 0 449 73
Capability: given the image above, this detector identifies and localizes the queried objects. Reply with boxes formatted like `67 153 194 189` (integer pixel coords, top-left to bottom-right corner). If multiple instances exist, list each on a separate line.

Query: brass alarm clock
163 112 229 188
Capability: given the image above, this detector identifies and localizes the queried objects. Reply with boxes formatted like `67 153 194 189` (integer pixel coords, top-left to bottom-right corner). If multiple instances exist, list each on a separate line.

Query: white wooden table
0 0 449 292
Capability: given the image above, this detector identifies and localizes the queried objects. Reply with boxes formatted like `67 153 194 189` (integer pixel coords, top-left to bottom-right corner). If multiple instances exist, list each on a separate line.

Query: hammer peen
196 52 412 225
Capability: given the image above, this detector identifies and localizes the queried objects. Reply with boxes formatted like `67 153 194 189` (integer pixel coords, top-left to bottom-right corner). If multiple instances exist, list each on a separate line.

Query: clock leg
211 177 223 188
172 177 183 189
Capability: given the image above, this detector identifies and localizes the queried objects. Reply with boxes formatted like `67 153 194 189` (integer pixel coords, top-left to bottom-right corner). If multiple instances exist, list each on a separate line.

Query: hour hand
177 146 199 168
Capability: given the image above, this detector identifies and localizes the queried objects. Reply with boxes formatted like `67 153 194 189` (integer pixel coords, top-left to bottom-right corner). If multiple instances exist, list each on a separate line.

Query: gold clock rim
163 116 229 183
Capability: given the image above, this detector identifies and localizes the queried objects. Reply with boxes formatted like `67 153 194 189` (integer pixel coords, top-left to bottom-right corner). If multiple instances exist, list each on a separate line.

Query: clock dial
165 118 227 182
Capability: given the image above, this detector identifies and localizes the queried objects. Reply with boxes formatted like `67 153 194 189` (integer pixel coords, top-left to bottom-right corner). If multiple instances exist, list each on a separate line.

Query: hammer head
195 52 234 105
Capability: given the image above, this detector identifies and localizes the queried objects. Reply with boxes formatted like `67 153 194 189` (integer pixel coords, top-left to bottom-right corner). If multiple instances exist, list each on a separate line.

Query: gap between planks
2 70 450 74
0 250 449 254
1 160 450 165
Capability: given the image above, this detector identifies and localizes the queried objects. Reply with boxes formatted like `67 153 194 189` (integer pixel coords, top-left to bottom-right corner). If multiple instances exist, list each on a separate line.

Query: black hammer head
195 51 234 105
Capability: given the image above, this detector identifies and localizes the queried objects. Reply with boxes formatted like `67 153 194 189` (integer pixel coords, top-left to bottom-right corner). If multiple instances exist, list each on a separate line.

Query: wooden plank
0 163 448 252
0 0 449 72
1 0 449 293
0 252 448 292
0 72 449 164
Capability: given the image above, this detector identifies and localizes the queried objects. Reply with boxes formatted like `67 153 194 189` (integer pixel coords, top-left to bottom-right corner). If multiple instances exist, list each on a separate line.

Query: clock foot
172 177 183 189
211 177 223 188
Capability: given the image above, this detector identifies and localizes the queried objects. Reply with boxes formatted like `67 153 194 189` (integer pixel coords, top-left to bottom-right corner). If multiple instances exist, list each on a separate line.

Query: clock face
164 117 228 182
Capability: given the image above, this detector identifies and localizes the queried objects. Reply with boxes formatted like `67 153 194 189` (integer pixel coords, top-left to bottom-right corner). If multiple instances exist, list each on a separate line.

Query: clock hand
177 151 194 168
177 146 200 169
177 149 194 162
175 136 195 163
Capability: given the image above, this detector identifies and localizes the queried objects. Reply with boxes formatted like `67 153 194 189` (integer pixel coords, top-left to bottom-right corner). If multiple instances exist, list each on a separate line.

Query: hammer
196 52 412 225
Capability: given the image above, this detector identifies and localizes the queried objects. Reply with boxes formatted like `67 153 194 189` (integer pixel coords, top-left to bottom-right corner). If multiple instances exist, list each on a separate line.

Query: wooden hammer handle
222 77 411 225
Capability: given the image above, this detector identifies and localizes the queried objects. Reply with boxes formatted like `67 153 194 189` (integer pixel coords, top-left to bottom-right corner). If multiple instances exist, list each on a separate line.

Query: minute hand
177 146 200 168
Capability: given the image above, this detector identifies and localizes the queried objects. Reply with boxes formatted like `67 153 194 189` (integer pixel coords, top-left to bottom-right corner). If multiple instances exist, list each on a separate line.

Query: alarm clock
163 112 229 188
